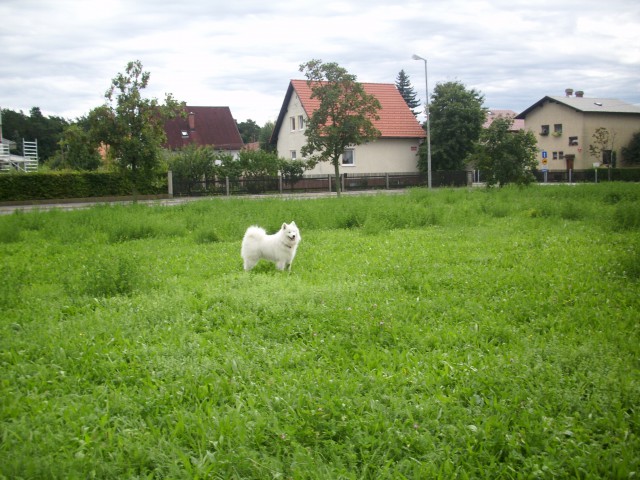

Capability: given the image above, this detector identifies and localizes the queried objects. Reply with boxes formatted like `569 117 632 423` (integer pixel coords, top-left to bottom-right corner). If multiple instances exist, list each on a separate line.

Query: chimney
188 111 196 130
565 88 574 97
575 91 584 98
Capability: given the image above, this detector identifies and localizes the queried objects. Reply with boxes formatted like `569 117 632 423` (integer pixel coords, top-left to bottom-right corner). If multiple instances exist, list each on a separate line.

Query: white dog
241 221 301 271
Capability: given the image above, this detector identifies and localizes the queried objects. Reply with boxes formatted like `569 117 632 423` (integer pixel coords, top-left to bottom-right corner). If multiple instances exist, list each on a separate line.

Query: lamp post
412 54 432 189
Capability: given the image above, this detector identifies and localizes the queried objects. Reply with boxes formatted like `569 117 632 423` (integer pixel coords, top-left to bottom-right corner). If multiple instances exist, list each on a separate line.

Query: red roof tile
164 106 244 150
484 109 525 130
290 79 426 138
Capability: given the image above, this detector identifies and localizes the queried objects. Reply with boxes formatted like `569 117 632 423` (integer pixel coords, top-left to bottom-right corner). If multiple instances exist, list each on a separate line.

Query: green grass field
1 184 639 479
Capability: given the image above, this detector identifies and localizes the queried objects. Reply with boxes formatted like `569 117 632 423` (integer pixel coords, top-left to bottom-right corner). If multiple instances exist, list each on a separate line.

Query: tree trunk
333 158 342 196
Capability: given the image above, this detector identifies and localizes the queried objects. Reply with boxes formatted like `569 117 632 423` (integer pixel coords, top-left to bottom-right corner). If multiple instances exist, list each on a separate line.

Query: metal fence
171 171 469 197
172 168 639 197
473 168 640 184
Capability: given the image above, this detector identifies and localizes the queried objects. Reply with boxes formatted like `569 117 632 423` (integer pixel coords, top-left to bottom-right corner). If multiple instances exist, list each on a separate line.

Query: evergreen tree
395 70 420 116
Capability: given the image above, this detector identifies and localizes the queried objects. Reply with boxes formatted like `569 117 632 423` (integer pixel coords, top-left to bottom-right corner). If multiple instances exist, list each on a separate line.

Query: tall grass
1 184 639 478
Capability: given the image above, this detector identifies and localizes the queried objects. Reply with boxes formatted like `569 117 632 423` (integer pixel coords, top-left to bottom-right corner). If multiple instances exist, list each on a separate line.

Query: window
290 117 296 131
298 115 304 130
342 149 355 166
559 151 564 159
290 150 297 160
540 125 549 136
602 150 612 165
554 124 563 135
569 136 578 146
553 151 558 160
181 130 189 139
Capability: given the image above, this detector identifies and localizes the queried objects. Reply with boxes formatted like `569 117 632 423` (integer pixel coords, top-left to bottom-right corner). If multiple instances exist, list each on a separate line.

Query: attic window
181 130 189 138
540 125 549 136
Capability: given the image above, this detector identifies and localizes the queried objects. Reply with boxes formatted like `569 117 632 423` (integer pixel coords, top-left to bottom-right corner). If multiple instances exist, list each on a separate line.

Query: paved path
0 190 407 215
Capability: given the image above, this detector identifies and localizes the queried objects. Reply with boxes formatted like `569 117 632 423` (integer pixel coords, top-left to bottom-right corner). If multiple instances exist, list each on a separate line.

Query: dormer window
540 125 549 136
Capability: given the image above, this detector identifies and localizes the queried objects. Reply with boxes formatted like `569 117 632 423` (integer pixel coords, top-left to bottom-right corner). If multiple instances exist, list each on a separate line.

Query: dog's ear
290 221 296 227
281 222 287 230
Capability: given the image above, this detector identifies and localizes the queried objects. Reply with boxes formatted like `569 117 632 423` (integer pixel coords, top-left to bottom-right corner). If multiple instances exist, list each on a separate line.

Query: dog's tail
243 226 266 240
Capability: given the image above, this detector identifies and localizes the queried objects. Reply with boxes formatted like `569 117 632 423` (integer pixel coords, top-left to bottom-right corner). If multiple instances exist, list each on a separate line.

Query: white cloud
1 0 638 125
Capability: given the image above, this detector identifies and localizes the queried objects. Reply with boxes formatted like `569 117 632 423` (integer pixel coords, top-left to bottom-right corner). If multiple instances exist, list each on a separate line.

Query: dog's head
281 221 301 245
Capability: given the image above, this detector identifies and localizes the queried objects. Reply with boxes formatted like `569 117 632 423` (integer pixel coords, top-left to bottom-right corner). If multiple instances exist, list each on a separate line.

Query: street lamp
412 54 432 189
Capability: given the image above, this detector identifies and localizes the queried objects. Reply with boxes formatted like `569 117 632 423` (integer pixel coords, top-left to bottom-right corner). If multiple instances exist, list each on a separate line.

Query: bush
0 171 167 201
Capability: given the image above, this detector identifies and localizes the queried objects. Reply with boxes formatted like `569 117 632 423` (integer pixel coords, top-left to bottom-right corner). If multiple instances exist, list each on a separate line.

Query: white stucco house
271 80 427 175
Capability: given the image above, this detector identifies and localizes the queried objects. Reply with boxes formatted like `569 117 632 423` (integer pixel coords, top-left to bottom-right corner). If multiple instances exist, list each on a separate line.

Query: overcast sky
1 0 639 126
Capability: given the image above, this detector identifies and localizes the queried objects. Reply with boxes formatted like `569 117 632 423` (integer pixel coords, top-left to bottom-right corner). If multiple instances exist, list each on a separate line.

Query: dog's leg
244 258 258 271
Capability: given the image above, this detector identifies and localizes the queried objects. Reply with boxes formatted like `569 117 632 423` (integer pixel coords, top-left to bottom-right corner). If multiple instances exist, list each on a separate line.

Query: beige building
271 80 426 175
516 90 640 171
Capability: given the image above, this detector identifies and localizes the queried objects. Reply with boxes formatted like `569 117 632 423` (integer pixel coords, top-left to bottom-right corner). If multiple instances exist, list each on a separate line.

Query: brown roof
164 106 244 150
484 109 525 130
272 80 426 143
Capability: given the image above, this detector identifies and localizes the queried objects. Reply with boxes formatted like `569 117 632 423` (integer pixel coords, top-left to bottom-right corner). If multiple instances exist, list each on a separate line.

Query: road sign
542 151 548 159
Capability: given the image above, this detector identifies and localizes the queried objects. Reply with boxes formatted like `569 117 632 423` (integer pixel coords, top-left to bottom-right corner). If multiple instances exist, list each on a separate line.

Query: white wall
276 91 422 174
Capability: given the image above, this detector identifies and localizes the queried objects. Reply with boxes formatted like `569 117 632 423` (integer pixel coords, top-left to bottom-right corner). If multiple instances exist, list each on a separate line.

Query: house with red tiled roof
271 80 426 174
484 109 525 130
163 106 244 157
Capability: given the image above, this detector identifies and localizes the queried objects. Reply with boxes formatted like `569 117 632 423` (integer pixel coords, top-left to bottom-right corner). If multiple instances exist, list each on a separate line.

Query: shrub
0 171 167 201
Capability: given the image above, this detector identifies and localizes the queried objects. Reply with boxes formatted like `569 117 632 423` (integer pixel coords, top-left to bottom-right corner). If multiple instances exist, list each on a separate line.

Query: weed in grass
70 251 142 297
612 201 640 231
0 218 21 243
193 227 221 243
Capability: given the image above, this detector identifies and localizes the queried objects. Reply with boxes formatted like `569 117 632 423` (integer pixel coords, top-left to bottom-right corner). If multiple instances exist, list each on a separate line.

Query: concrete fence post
167 170 173 196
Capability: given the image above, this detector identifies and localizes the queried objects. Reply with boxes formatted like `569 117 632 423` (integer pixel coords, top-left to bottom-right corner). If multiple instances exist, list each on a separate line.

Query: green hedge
0 172 167 202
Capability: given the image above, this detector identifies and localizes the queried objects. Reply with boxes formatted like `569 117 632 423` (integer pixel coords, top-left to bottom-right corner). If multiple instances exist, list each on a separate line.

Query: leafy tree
395 70 420 116
279 158 307 189
168 144 218 184
48 124 101 170
424 81 485 171
469 116 538 187
299 59 381 196
237 149 281 177
237 119 261 144
259 121 276 153
214 152 243 179
1 107 68 161
621 131 640 166
87 60 184 184
589 127 617 166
